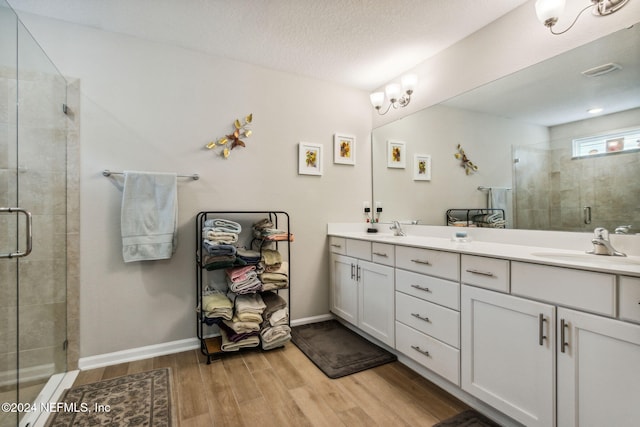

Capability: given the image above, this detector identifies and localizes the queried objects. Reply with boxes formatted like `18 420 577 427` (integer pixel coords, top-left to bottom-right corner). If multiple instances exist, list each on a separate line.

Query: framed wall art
334 134 356 165
413 154 432 181
298 142 323 175
387 140 406 168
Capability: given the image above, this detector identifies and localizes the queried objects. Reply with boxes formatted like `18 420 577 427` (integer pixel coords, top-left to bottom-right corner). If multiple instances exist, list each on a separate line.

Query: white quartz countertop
328 231 640 277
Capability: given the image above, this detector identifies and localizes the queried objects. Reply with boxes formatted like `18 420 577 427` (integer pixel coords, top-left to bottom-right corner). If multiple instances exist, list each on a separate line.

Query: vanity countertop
328 230 640 277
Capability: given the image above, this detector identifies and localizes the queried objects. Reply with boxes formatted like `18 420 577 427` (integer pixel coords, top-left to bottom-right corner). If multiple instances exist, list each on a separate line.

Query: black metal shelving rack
196 210 291 364
446 208 506 228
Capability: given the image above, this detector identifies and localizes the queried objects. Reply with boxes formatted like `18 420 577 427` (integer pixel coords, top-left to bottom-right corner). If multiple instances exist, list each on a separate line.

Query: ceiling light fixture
535 0 630 35
370 74 417 115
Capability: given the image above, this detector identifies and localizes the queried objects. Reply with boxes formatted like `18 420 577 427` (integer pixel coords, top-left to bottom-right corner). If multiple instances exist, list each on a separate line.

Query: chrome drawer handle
411 284 431 292
373 252 388 257
330 244 342 248
560 319 569 353
411 259 431 265
465 268 494 277
411 313 430 322
411 345 430 357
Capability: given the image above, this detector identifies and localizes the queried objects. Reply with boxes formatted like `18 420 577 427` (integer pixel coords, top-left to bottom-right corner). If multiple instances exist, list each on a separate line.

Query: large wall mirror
372 23 639 233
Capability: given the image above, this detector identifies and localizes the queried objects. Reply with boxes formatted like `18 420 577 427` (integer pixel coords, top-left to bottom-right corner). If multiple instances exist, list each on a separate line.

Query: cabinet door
330 253 358 325
359 260 395 347
461 285 555 427
557 308 640 427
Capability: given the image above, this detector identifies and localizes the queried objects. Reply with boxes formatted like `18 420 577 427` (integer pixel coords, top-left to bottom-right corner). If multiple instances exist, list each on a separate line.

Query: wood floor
73 342 470 427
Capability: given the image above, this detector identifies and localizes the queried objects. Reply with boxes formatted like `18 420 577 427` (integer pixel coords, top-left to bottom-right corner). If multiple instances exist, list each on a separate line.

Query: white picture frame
387 140 406 168
298 142 323 175
413 154 432 181
333 134 356 165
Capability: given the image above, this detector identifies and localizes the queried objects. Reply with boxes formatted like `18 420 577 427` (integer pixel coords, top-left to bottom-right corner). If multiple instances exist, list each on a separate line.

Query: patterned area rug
434 409 502 426
291 319 397 379
45 368 175 427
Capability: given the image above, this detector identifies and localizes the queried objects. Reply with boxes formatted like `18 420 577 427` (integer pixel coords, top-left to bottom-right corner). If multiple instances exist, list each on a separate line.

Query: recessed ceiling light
587 107 604 114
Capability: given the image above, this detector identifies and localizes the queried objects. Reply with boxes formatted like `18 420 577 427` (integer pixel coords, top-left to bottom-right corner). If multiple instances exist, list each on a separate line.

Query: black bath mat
291 319 397 379
434 409 502 427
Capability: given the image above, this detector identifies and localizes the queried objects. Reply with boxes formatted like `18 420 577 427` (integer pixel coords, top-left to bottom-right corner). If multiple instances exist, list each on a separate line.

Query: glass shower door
1 2 68 425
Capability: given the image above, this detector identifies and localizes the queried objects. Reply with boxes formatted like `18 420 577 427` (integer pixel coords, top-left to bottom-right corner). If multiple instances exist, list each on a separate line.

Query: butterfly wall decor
206 114 253 158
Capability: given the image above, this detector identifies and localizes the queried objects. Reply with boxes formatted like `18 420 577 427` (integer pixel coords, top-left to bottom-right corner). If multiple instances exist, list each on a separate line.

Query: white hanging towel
488 188 510 227
121 171 178 262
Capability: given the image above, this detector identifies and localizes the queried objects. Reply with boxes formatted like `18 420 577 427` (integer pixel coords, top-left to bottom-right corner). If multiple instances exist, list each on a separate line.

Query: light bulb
535 0 566 26
369 92 384 108
385 83 401 102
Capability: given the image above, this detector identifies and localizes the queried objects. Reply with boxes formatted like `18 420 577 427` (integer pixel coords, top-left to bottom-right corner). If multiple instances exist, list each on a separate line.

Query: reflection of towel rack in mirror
102 169 199 180
477 186 511 191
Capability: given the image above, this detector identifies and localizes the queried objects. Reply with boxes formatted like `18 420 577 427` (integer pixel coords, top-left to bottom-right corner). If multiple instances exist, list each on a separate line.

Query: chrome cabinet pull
373 252 388 257
465 268 495 277
411 313 430 322
0 207 33 259
356 265 361 281
560 319 569 353
583 206 592 224
411 284 431 292
411 259 431 265
411 345 430 357
330 243 342 248
350 263 355 280
539 314 547 346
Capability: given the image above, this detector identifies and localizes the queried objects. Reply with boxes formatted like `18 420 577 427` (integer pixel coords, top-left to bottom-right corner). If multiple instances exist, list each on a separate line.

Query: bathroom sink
530 252 640 266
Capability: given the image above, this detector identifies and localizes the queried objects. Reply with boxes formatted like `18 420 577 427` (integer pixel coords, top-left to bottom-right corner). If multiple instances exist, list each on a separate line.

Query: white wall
18 15 372 358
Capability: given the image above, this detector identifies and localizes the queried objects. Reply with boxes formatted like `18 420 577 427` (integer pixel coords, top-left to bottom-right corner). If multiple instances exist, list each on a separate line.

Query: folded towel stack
236 247 262 265
260 291 291 350
260 262 289 291
219 324 260 351
252 218 294 242
201 218 243 270
201 290 233 321
234 293 266 323
261 249 282 272
225 265 262 294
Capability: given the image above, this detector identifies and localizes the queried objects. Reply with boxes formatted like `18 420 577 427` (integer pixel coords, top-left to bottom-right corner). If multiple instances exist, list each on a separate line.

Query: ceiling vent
581 62 622 77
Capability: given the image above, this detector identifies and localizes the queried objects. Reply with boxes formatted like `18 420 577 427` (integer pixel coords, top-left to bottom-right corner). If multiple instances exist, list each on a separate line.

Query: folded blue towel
203 241 237 256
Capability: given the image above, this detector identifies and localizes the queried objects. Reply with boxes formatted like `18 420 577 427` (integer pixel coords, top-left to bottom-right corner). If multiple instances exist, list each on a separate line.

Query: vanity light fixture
370 74 417 115
535 0 630 35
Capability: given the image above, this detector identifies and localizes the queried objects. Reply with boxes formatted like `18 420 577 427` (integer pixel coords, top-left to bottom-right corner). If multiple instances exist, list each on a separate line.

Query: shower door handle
0 207 33 258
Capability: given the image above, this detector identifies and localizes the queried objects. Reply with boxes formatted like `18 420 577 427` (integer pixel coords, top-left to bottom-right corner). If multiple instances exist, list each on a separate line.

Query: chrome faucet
615 225 632 234
587 227 626 257
390 220 406 236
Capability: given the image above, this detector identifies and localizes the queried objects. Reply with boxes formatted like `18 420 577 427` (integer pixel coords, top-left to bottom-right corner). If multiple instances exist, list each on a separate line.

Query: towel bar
102 169 199 180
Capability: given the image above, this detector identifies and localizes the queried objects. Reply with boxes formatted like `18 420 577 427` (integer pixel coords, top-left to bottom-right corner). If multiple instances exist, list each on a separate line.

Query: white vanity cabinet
395 246 461 385
557 307 640 427
329 237 395 347
461 285 555 427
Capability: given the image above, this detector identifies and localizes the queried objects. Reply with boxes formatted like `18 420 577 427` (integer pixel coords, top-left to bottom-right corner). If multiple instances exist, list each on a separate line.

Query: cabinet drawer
396 321 460 385
329 237 346 254
396 246 459 281
395 269 459 310
461 254 510 293
511 261 616 316
346 239 371 260
396 292 459 348
372 242 395 266
620 276 640 323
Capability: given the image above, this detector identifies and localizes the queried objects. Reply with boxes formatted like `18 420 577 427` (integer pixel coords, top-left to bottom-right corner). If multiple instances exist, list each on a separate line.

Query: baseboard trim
290 313 334 327
78 315 335 371
78 337 200 371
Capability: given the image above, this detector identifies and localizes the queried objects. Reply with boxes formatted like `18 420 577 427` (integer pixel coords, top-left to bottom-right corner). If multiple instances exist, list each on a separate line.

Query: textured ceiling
7 0 531 90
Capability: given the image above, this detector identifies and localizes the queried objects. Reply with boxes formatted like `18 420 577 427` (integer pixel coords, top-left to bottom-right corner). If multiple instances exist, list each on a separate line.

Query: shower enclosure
1 1 70 426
